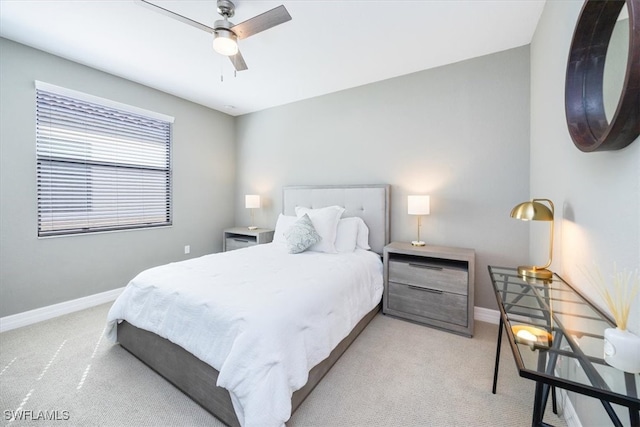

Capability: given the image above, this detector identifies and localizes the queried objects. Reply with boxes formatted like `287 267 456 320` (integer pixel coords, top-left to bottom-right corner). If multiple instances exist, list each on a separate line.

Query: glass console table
488 266 639 427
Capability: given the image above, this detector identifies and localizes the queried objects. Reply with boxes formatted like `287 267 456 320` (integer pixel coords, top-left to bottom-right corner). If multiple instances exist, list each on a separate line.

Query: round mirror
603 10 629 122
565 0 639 152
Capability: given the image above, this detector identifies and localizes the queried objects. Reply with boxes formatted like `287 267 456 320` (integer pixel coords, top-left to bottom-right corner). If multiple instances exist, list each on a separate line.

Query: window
35 82 173 237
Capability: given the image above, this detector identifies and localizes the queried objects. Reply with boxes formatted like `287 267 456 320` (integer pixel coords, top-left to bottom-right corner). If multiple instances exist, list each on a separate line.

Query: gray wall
531 2 639 325
531 1 639 424
0 38 236 317
235 46 532 311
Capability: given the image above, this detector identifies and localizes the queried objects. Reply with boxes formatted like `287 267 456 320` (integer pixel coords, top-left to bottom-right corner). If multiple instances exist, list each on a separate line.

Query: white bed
106 184 390 427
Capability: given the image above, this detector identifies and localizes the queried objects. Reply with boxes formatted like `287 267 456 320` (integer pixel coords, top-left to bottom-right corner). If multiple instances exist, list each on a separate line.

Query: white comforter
105 243 383 427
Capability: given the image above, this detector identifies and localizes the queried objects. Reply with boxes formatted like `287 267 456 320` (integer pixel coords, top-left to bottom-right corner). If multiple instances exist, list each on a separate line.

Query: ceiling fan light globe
213 30 238 56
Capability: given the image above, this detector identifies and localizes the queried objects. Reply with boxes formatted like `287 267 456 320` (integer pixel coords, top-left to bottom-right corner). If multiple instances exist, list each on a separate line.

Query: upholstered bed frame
116 184 390 426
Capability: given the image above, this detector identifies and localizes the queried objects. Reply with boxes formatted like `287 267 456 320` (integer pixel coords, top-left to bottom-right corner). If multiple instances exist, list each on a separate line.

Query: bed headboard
282 184 390 255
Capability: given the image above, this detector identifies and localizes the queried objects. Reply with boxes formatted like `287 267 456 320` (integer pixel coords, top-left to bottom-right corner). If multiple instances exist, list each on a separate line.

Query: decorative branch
583 264 640 330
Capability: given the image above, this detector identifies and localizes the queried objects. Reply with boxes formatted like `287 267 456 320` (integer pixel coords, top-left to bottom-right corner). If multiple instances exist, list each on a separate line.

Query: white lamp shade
213 30 238 56
408 195 430 215
245 195 261 209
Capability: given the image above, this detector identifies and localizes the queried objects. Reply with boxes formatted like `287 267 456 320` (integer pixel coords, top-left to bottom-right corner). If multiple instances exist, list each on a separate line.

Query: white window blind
36 86 172 237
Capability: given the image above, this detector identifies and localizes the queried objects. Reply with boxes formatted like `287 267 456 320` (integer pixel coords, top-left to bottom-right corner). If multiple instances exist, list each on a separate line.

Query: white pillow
355 217 371 250
284 214 322 254
273 214 298 244
295 205 345 253
335 218 359 253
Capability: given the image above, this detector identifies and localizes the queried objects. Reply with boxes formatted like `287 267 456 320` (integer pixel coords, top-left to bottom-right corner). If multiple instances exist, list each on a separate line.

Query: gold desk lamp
510 199 555 280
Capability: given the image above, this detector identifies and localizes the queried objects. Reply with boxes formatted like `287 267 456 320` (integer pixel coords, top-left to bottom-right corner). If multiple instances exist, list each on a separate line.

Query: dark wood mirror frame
565 0 639 152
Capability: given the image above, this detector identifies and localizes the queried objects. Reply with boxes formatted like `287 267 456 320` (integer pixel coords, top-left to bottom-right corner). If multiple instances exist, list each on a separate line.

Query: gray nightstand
223 227 274 252
383 242 475 337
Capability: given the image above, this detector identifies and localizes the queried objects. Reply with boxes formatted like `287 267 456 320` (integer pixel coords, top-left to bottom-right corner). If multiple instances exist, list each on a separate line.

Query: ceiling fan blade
138 0 214 34
229 50 248 72
231 5 292 40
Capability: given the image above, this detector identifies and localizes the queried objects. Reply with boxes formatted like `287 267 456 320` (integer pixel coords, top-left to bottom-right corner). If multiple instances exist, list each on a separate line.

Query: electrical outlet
184 245 190 254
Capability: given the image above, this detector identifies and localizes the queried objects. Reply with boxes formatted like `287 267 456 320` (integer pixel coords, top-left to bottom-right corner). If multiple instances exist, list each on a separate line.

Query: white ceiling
0 0 546 116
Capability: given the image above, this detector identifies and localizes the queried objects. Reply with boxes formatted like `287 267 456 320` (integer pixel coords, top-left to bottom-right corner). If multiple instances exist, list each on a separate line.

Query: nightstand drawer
388 281 467 327
225 237 255 251
223 228 274 252
389 258 468 295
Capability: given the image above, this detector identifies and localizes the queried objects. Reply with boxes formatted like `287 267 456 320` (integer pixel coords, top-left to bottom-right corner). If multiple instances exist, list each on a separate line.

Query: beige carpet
0 303 566 426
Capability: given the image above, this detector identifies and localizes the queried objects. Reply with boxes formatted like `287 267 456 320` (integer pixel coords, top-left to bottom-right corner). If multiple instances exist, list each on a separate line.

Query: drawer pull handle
408 285 443 294
233 239 250 243
408 263 443 271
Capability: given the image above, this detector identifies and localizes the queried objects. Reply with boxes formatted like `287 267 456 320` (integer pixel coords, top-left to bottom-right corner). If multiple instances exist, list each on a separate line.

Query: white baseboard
557 388 582 427
562 391 582 427
0 287 124 333
474 306 500 324
3 296 500 334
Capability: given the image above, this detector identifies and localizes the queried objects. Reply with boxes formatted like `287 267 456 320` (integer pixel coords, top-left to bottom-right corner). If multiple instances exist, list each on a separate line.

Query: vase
603 328 640 374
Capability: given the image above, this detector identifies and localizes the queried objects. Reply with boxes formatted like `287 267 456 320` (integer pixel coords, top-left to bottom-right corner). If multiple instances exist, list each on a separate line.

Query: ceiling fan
138 0 292 71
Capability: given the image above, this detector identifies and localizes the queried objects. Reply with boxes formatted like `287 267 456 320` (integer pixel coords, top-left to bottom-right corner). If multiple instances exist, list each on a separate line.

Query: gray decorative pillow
284 214 322 254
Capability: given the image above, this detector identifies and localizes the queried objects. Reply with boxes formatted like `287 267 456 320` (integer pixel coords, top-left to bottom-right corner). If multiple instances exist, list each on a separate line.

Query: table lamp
408 195 430 246
245 195 260 230
510 198 554 280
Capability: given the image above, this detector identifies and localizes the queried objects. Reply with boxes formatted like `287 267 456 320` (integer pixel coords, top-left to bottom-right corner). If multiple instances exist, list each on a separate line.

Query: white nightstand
383 242 475 337
223 227 274 252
